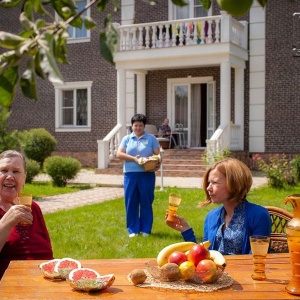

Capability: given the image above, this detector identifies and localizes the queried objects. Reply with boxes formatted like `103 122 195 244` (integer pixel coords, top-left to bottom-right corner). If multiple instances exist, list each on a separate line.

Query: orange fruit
179 261 196 280
217 0 253 17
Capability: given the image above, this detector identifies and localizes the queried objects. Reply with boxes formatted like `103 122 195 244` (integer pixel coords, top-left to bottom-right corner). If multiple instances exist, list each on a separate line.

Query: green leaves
170 0 188 6
257 0 268 7
201 0 212 11
100 14 118 65
0 0 23 8
20 61 38 100
0 66 18 108
0 32 26 49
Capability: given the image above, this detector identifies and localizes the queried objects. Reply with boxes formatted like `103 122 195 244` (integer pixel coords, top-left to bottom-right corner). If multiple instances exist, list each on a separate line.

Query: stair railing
97 124 123 169
206 122 241 165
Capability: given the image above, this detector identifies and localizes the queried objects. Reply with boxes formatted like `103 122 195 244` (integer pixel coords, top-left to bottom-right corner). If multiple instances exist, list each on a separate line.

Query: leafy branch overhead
0 0 269 107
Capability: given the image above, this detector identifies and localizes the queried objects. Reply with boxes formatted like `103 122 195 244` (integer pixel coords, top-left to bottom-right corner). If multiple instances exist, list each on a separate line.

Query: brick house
1 0 300 168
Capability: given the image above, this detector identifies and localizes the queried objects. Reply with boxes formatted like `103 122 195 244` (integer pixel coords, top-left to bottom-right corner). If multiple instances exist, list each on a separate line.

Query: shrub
252 153 295 189
201 148 231 165
43 156 82 187
291 156 300 183
25 158 40 184
0 108 21 152
21 128 57 165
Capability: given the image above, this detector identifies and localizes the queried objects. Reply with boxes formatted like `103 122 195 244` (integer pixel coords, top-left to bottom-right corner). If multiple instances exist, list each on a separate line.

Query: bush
25 158 40 184
252 153 296 189
43 156 82 187
291 156 300 183
0 108 21 152
201 148 231 165
21 128 57 165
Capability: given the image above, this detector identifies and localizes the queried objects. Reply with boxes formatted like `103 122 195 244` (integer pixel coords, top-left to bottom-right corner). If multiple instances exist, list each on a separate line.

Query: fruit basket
140 260 232 293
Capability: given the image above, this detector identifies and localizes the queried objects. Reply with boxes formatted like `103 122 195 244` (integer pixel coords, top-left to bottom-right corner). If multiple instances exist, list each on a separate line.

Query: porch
97 11 249 170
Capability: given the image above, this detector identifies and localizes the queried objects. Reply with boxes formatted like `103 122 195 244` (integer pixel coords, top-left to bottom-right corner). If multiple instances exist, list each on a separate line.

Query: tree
0 0 268 107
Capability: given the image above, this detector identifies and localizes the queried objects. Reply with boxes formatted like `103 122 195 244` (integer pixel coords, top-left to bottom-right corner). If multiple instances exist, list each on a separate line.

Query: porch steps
96 149 207 177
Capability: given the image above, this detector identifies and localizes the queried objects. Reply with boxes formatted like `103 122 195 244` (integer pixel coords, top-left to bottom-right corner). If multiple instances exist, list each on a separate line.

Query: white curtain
191 84 201 147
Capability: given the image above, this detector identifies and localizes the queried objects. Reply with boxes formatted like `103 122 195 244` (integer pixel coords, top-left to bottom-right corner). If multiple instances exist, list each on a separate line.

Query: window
54 81 92 132
57 0 91 43
170 0 210 20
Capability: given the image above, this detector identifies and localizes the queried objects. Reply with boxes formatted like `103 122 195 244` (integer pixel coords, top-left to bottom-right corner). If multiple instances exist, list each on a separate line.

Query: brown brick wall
265 2 300 153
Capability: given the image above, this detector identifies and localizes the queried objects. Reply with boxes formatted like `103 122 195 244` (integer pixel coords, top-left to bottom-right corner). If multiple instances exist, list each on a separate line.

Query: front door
168 77 215 148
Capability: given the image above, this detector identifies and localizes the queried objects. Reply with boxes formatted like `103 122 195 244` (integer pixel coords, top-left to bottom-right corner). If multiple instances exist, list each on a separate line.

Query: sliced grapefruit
53 258 82 279
68 268 115 292
39 259 62 280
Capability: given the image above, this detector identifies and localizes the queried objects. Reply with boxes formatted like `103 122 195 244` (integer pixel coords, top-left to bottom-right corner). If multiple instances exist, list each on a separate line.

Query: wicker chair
265 206 293 253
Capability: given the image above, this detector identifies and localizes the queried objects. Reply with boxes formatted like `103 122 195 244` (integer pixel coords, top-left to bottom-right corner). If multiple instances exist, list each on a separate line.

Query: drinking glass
250 235 270 280
166 193 181 222
18 194 32 225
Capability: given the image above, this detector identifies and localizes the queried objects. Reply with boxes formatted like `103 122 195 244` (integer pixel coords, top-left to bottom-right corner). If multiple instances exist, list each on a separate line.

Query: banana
157 242 196 267
209 250 227 269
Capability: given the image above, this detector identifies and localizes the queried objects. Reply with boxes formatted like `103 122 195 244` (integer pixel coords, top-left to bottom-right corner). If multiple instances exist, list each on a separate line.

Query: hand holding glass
166 193 181 222
18 194 32 225
250 235 270 280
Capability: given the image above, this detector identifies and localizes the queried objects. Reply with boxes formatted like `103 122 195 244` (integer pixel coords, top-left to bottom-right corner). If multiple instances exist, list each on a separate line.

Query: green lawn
43 184 299 261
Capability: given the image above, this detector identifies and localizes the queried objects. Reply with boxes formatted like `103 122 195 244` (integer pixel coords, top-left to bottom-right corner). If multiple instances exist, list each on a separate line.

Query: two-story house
1 0 300 169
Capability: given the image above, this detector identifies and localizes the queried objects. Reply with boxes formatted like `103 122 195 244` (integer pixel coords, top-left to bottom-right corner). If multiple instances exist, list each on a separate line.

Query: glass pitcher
284 194 300 295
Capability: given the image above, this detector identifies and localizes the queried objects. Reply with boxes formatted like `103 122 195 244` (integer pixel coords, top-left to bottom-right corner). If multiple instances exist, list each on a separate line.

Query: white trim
53 81 93 132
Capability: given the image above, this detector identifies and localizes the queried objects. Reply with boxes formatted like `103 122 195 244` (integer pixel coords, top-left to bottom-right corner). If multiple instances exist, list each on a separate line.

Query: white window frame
56 0 91 44
168 0 212 20
54 81 93 132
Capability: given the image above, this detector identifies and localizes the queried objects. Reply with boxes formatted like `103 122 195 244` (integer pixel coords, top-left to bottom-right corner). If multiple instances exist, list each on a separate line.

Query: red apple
168 251 188 266
187 244 210 266
196 259 219 283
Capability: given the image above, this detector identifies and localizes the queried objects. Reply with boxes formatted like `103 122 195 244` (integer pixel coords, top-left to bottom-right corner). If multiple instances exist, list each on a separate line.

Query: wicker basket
139 155 160 172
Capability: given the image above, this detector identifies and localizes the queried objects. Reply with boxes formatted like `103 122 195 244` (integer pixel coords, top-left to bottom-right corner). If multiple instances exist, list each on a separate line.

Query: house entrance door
170 79 215 148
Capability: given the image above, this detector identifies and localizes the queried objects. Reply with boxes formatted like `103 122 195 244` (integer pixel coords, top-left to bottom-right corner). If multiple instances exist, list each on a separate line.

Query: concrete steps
96 149 207 177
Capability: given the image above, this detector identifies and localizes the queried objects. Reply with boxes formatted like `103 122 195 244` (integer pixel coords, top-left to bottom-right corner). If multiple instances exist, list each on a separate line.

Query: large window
170 0 210 20
54 81 92 132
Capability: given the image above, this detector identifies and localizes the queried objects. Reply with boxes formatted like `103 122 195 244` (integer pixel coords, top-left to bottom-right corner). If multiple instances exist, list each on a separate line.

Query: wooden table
0 253 299 299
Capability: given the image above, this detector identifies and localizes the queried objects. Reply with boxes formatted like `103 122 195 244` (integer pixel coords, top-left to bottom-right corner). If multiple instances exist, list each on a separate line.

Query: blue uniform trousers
124 171 155 235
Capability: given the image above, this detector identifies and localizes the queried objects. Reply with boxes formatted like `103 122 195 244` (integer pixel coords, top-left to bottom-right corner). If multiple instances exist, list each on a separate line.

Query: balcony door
168 77 215 148
169 0 210 20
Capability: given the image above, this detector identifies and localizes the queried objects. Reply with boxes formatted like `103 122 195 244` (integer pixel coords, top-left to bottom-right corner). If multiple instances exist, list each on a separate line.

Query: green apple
217 0 253 17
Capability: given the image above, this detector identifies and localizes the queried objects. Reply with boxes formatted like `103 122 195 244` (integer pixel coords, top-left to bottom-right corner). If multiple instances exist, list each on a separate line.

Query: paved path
33 170 268 214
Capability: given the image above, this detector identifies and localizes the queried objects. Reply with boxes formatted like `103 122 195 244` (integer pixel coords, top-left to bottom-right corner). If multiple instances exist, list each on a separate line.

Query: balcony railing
114 11 248 52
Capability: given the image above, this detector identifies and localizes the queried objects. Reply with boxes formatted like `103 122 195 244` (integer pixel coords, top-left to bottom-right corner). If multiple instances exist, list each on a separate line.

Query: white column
249 1 265 152
235 67 244 150
220 61 231 125
136 72 146 114
117 68 127 139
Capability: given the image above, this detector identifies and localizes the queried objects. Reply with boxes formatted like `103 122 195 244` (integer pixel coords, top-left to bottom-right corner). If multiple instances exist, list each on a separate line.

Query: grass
43 183 300 260
23 182 91 198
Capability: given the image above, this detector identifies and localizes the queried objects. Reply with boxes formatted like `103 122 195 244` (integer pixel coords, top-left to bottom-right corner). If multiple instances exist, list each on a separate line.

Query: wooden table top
0 253 299 299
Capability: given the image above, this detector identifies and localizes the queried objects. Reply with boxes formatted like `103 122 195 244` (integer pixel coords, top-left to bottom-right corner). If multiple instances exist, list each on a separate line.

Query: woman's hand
1 205 33 228
165 213 191 232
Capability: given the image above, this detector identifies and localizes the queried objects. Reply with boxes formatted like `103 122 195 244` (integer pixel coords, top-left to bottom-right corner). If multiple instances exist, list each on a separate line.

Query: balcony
114 11 248 70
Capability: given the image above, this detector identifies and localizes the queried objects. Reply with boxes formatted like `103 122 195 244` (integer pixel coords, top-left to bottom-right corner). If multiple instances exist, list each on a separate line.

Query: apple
187 244 210 266
217 0 253 17
168 251 188 266
196 259 219 283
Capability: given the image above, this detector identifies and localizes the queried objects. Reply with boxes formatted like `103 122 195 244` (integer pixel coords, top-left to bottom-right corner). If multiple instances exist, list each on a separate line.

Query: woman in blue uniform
117 114 160 238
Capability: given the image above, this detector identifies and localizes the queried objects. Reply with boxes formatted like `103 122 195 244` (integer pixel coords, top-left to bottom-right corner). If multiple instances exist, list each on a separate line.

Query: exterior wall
264 1 300 153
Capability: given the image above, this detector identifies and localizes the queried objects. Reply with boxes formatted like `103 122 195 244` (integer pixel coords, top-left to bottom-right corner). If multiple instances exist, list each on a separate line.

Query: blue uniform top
120 131 160 173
